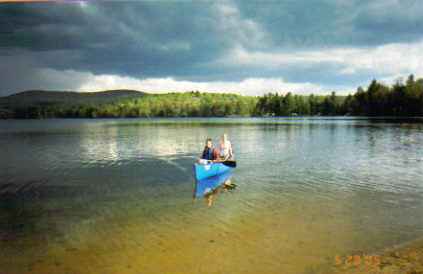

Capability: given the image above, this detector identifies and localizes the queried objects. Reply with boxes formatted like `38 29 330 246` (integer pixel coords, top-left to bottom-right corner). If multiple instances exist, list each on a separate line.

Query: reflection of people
196 138 218 164
219 133 233 160
204 178 237 207
223 178 237 190
205 188 219 207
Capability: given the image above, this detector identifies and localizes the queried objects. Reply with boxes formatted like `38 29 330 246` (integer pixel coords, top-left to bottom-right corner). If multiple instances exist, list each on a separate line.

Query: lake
1 117 422 273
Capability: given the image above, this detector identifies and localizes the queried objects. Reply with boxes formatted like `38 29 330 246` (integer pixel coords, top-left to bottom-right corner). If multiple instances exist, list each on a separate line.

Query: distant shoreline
1 116 423 121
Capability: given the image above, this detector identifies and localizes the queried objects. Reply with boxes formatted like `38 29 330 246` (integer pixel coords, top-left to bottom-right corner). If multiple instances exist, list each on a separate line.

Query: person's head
221 132 227 141
206 138 213 148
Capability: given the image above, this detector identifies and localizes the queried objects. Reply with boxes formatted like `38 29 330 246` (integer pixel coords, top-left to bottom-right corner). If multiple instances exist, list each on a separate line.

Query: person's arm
213 148 219 161
201 148 206 159
228 141 233 157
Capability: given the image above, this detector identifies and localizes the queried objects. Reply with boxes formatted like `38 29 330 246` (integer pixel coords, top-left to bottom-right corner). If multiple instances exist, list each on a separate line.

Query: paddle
221 160 237 167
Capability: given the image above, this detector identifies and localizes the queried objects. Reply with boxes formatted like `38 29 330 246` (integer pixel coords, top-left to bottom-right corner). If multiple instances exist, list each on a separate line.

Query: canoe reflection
193 171 237 206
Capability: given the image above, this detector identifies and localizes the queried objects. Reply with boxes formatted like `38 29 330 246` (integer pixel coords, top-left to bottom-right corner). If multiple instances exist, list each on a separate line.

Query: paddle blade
222 160 237 167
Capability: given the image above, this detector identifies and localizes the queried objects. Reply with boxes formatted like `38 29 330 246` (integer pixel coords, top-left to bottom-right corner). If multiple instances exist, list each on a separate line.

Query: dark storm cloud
0 0 422 95
0 2 225 77
0 3 91 50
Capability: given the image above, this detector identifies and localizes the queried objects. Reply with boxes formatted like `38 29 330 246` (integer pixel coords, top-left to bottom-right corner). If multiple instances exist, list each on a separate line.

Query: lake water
0 117 422 273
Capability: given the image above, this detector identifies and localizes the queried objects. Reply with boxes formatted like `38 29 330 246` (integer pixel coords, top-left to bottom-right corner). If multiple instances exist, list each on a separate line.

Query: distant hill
0 89 148 109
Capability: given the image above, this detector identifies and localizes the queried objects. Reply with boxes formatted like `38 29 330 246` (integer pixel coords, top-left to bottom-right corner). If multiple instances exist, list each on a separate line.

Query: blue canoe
193 161 236 181
194 170 233 198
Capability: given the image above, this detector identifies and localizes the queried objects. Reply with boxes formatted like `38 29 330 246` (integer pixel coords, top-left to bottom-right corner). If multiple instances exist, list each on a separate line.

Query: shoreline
1 116 423 120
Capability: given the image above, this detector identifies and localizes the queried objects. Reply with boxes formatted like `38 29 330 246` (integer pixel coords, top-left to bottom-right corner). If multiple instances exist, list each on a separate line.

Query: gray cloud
0 1 422 95
238 0 423 48
2 2 234 77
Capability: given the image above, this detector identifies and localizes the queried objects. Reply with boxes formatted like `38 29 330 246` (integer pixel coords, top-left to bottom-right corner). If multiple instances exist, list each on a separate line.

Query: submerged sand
2 192 422 274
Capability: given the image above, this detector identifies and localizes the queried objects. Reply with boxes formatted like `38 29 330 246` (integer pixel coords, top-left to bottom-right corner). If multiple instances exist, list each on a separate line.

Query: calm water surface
0 117 422 273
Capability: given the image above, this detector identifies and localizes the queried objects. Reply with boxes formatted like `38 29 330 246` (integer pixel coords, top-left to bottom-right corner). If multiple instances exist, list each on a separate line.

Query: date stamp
335 254 380 266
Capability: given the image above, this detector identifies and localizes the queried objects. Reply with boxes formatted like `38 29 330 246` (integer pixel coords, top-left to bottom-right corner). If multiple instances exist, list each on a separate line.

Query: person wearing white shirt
218 132 233 160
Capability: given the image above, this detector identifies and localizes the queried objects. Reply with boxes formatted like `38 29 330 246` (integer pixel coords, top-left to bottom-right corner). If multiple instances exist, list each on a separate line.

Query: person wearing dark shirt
201 138 218 161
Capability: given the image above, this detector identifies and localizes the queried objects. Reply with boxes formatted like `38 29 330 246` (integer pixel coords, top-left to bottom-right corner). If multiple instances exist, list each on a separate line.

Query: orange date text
334 254 380 266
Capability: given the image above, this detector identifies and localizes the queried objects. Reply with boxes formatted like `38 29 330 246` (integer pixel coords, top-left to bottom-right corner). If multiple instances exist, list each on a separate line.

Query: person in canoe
219 132 233 160
196 138 219 164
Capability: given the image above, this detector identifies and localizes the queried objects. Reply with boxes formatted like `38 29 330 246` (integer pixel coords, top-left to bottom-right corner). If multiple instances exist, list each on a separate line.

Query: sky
0 0 422 96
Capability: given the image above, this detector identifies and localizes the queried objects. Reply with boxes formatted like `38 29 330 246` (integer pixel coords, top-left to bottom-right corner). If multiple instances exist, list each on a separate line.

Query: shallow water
0 117 422 273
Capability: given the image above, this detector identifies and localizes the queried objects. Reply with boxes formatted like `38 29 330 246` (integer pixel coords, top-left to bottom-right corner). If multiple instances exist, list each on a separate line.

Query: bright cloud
219 40 423 76
38 68 351 95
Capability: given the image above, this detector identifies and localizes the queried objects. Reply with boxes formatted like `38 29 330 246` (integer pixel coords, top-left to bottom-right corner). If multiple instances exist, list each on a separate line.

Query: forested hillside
1 75 422 118
9 92 258 118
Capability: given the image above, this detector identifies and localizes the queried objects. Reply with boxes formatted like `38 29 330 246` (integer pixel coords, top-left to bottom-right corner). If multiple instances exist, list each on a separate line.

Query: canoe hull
194 170 233 198
193 162 234 181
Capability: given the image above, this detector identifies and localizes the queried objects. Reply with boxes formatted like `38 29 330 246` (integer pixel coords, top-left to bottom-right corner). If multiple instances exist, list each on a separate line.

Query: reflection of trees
78 124 209 164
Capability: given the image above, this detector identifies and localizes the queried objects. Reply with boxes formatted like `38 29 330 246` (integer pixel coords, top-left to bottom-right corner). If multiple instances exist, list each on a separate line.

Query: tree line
254 74 423 116
9 74 423 118
13 92 258 118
